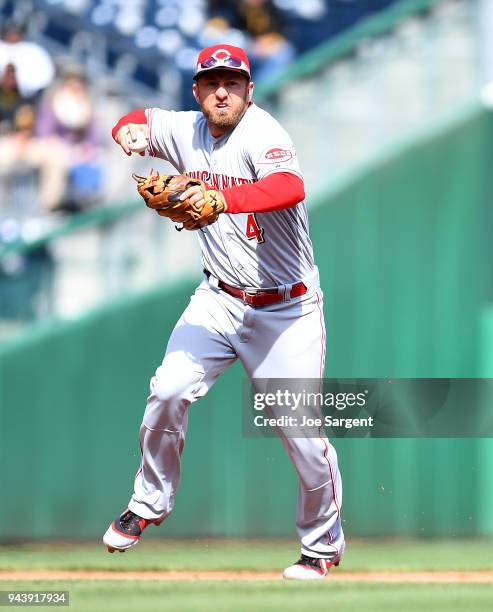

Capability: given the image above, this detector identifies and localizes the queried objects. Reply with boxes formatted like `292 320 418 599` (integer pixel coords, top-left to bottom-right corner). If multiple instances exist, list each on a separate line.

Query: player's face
193 70 254 137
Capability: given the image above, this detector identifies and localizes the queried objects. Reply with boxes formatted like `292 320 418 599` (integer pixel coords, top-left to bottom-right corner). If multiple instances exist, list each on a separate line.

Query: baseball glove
132 171 226 231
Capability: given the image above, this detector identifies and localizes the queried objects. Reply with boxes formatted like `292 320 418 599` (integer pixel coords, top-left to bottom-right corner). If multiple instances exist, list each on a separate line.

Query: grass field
0 539 492 611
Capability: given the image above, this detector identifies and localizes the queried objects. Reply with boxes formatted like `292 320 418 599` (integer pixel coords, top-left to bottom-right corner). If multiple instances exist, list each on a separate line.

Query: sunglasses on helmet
199 56 248 71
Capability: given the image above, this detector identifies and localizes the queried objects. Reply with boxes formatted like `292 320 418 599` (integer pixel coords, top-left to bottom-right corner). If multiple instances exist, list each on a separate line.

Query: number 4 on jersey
245 213 265 243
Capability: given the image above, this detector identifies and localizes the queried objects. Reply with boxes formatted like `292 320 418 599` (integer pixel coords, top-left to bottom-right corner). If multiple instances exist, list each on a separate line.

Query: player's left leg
236 283 345 579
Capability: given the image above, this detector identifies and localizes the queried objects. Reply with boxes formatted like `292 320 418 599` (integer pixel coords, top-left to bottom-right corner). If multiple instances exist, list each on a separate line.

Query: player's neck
208 124 230 138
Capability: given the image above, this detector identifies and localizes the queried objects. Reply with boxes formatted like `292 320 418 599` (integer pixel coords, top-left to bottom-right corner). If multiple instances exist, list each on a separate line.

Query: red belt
204 270 307 307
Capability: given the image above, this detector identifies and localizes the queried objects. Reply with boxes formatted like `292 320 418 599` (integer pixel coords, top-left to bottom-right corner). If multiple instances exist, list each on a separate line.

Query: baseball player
103 44 345 580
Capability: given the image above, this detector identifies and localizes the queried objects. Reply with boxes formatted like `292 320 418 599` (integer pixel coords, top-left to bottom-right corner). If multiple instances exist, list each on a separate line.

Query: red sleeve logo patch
258 147 294 164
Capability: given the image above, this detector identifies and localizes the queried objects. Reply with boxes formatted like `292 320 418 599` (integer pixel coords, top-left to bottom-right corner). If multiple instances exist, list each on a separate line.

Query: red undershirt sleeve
220 172 305 214
111 108 147 141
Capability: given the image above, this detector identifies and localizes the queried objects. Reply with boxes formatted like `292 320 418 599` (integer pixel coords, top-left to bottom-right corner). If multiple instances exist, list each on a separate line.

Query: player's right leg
103 281 236 552
237 281 345 578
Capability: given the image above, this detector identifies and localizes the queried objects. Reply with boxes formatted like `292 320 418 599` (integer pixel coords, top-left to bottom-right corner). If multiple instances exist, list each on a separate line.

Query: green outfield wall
1 106 493 540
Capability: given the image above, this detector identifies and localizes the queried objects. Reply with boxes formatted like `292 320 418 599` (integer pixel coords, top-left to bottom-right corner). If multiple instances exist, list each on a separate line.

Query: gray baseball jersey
146 103 315 288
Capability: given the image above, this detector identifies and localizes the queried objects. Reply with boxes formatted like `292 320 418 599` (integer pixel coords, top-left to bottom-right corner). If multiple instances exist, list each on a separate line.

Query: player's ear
247 81 254 105
192 82 200 105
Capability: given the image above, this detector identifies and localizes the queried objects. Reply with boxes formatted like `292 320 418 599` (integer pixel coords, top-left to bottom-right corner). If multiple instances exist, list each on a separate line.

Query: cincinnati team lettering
188 171 256 189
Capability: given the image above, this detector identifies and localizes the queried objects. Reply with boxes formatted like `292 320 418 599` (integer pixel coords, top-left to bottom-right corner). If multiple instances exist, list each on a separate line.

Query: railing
256 0 486 189
0 186 200 340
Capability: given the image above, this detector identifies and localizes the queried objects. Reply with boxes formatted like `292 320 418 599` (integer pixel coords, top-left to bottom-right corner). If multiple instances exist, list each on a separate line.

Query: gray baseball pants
128 268 345 560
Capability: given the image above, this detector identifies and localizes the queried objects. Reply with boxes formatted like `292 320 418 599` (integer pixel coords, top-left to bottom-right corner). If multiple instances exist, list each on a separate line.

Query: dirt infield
1 570 492 583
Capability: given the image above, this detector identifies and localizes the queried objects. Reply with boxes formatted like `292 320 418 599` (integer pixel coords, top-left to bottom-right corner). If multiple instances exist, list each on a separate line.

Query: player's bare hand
115 123 149 156
180 184 205 209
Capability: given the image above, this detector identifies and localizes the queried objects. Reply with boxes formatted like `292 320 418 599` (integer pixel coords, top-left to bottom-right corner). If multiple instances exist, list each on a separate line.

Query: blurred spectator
0 100 67 214
199 15 248 50
250 31 295 83
0 21 55 99
35 66 103 213
238 0 284 35
0 62 34 133
208 0 295 83
208 0 242 26
238 0 295 82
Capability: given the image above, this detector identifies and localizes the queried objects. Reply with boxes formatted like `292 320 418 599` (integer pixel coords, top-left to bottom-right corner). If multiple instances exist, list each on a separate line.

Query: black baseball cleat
283 553 340 580
103 509 161 553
